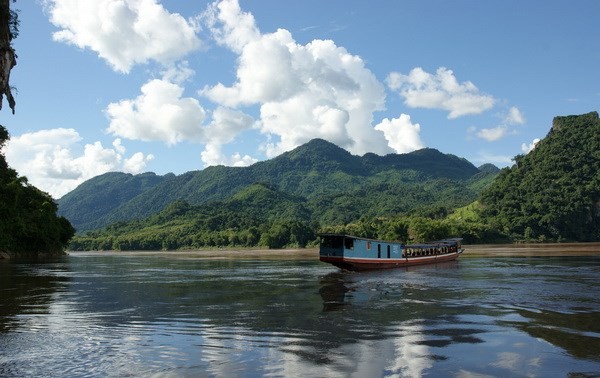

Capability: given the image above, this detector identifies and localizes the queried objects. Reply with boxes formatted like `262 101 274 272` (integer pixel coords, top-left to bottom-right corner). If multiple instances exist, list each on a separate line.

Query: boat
318 233 464 271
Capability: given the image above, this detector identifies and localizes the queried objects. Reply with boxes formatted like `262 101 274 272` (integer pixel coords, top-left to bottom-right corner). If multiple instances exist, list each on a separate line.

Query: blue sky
1 0 598 198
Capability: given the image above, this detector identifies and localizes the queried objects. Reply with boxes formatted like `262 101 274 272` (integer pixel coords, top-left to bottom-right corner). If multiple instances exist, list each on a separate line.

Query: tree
0 0 17 113
0 2 76 257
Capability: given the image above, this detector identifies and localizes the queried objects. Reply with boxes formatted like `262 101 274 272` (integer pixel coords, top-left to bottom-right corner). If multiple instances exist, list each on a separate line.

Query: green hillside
58 171 169 231
66 138 499 250
70 183 315 250
67 109 600 250
480 112 600 241
0 126 75 257
59 138 490 232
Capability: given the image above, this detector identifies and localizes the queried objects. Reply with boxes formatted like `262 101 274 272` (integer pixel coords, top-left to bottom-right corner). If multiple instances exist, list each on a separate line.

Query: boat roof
318 233 462 246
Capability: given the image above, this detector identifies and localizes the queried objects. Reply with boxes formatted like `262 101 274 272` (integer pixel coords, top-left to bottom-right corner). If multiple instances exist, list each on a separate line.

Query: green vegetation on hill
66 140 497 250
69 184 315 250
0 126 75 257
480 112 600 241
65 112 600 250
59 139 489 233
58 171 169 231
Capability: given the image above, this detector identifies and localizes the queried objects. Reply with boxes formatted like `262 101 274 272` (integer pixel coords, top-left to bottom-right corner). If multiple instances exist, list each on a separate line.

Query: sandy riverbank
461 242 600 257
68 248 320 260
67 242 600 259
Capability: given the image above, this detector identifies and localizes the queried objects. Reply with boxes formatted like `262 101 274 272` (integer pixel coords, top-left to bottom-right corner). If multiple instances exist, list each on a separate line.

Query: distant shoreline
66 242 600 259
461 242 600 257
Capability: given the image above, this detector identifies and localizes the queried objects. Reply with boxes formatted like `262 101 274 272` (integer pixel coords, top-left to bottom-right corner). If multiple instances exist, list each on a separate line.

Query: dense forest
58 139 488 232
0 126 75 257
65 140 497 250
66 112 600 251
480 112 600 241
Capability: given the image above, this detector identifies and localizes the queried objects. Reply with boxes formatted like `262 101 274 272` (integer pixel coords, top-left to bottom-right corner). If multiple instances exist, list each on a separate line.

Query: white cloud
201 143 257 167
203 0 260 53
505 106 525 125
387 67 495 119
472 106 525 142
4 130 153 198
477 126 508 142
46 0 201 73
521 138 540 153
124 151 154 173
202 0 394 157
203 106 255 145
106 78 207 145
160 61 195 85
374 114 425 153
199 106 257 166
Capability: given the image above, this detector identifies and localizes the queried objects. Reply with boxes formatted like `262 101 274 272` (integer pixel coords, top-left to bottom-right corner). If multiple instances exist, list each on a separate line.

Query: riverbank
0 250 67 260
65 242 600 259
68 248 319 260
463 242 600 257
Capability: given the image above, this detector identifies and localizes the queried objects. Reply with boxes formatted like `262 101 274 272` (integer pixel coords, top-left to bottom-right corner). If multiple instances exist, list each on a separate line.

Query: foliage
59 138 489 232
57 171 168 231
0 125 75 256
479 112 600 242
70 184 316 251
67 111 600 250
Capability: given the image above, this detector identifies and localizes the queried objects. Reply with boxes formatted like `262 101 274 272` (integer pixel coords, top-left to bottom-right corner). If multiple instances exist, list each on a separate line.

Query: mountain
70 183 315 250
57 171 170 231
58 138 494 233
480 111 600 241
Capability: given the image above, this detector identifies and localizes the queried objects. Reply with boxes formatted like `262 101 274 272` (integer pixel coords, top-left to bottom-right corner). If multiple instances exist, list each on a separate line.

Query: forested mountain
0 126 75 257
70 183 316 250
66 111 600 250
58 171 169 231
480 112 600 241
58 138 490 232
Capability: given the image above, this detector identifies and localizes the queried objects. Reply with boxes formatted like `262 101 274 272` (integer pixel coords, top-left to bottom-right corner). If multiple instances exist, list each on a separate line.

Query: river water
1 248 599 377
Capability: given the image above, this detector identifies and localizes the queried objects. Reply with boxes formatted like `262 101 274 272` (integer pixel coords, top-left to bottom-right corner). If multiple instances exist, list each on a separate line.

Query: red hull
320 250 463 271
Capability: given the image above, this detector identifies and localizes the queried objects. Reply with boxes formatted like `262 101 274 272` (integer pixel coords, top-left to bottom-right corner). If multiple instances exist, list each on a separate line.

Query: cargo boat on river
318 234 464 271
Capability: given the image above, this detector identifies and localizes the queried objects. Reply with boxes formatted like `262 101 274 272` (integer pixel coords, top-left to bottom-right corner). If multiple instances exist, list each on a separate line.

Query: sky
1 0 598 199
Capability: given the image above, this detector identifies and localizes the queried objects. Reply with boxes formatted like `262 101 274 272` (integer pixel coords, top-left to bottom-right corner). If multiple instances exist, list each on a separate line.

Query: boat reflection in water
319 233 464 270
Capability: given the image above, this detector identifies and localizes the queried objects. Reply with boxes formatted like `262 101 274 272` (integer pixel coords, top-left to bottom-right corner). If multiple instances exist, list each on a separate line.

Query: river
1 245 599 377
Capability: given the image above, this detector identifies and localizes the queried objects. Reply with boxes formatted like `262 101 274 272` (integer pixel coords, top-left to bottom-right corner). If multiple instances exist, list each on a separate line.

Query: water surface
1 250 599 377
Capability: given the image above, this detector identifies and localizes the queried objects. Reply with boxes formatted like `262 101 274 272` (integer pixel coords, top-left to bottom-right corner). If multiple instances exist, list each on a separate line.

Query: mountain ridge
58 138 495 232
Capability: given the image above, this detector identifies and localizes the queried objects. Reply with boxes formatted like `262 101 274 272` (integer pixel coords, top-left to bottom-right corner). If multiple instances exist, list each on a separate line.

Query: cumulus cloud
504 106 525 125
473 106 525 142
476 126 509 142
201 0 394 157
160 61 195 84
203 0 260 53
387 67 495 119
201 143 257 167
374 114 425 153
203 106 255 143
4 130 153 198
46 0 201 73
200 106 257 166
106 78 207 145
521 138 540 153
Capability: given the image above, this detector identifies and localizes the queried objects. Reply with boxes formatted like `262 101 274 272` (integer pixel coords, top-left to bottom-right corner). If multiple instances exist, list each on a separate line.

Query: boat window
387 245 391 258
322 236 343 248
344 237 354 250
367 241 371 250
